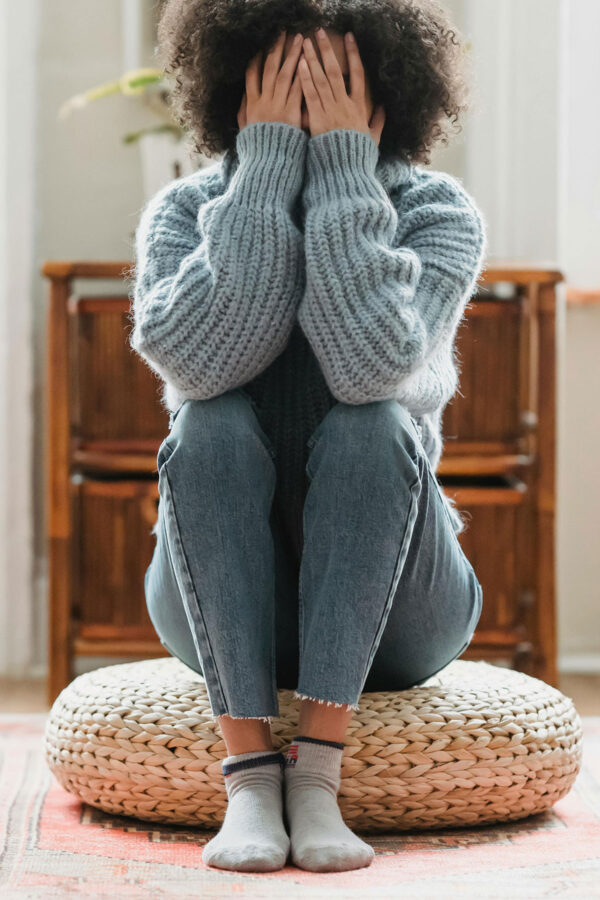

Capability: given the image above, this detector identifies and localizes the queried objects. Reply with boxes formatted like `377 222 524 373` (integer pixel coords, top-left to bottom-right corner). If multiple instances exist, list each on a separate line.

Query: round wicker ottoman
44 657 583 834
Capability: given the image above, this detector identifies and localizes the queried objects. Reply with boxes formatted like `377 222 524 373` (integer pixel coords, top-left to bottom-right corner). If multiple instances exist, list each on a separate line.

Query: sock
283 735 375 872
202 748 290 872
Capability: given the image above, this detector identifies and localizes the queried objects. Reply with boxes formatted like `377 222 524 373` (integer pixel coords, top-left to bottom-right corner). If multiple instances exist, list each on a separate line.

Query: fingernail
317 27 325 37
294 33 302 44
346 32 355 42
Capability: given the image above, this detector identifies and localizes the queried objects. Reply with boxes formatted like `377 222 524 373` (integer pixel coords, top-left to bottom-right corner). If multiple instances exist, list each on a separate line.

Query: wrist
303 128 381 206
234 120 308 206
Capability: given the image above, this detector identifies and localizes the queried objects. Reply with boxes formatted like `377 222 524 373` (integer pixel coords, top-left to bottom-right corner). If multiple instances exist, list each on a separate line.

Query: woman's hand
298 29 385 146
237 30 304 131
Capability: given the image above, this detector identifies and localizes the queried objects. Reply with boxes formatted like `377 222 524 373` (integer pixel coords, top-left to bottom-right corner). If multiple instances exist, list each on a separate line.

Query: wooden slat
437 454 532 476
69 296 131 314
479 260 563 284
46 275 73 705
42 261 134 280
72 449 160 474
534 282 558 686
465 629 530 647
73 637 170 657
443 486 527 506
78 624 159 640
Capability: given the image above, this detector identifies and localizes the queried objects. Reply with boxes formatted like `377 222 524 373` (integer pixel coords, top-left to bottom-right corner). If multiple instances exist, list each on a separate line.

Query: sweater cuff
233 120 308 207
303 128 382 206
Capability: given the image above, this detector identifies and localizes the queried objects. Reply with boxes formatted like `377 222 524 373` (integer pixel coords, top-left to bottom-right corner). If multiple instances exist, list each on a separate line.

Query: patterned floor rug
1 713 599 899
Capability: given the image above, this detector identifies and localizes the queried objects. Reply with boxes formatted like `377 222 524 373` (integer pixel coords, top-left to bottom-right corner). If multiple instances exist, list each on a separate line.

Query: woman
129 0 487 875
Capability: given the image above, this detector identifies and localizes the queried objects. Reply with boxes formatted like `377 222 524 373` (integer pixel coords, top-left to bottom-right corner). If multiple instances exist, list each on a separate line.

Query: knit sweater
128 120 488 535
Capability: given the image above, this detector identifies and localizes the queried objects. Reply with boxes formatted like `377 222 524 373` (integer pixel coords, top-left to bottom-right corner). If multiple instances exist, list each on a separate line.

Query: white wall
464 0 565 259
8 0 597 676
0 0 38 676
460 0 600 668
557 0 600 667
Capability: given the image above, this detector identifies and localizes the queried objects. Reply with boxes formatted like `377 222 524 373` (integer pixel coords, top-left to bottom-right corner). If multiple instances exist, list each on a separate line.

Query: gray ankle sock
202 749 290 872
284 735 374 872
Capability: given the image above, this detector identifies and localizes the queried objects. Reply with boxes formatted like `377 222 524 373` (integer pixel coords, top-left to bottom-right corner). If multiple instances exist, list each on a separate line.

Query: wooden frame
42 260 562 704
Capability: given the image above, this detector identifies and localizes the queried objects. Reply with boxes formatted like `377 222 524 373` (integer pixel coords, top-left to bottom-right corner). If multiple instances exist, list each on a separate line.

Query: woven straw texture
44 657 583 834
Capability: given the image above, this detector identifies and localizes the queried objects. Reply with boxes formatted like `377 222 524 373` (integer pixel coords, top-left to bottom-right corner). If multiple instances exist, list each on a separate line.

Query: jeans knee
159 390 275 471
311 399 421 476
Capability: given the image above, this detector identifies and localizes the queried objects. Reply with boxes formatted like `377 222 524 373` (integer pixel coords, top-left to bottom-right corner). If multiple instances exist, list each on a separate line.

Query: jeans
144 388 483 722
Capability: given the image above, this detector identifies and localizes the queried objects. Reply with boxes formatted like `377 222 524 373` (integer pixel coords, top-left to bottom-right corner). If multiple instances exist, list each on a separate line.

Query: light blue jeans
145 388 483 721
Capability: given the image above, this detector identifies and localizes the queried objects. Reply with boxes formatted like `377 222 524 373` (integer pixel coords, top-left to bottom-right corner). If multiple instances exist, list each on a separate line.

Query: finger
237 89 247 121
298 54 323 116
245 50 262 102
345 33 366 103
370 103 386 142
302 36 335 105
276 33 305 99
314 28 346 101
288 68 303 106
262 29 287 95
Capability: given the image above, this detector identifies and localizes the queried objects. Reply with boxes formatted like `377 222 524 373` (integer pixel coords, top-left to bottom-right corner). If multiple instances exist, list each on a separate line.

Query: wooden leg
46 275 74 706
47 538 73 705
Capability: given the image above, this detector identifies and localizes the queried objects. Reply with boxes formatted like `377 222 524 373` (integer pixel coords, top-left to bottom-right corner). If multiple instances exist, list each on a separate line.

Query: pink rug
1 713 599 899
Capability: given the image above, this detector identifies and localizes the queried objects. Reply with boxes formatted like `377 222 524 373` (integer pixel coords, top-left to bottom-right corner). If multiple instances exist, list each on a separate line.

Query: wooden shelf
73 447 159 474
43 259 563 704
437 454 534 476
73 637 170 657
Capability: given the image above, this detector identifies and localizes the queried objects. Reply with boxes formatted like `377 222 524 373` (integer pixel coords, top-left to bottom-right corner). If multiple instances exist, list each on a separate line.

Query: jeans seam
157 437 176 473
270 570 279 713
359 472 422 691
297 570 305 677
416 438 464 543
237 387 277 459
151 509 205 678
159 466 229 716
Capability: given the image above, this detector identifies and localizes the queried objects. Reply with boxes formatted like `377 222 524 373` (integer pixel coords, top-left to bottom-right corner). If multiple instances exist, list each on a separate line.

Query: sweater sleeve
129 120 308 398
296 127 488 404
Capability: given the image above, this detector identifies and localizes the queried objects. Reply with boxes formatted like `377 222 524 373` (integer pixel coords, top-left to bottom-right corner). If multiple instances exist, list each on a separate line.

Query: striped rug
1 713 599 899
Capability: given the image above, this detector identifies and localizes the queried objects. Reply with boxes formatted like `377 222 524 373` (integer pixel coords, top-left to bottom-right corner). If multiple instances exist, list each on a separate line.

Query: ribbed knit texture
202 748 289 872
284 736 374 871
129 121 488 536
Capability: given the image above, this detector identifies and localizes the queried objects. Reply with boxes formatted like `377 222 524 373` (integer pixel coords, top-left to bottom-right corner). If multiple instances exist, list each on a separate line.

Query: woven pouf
44 657 583 834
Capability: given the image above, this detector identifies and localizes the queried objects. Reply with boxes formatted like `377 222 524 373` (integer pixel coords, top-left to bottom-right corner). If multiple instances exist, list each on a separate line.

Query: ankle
218 713 273 756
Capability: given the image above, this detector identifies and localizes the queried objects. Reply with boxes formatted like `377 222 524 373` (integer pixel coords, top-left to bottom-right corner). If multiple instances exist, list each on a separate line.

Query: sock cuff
293 734 345 750
222 750 285 777
285 735 344 774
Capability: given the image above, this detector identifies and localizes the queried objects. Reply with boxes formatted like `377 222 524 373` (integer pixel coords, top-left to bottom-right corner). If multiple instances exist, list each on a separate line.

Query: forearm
297 128 486 404
131 121 308 398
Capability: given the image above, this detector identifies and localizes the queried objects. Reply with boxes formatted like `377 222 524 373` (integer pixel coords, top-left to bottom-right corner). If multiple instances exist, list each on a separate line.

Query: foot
202 749 290 872
284 736 374 872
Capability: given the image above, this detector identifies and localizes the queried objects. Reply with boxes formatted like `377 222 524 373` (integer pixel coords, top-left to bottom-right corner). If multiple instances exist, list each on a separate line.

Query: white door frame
0 0 38 676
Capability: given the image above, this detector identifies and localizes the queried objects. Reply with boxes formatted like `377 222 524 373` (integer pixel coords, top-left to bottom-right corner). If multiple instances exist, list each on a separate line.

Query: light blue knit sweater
129 120 488 534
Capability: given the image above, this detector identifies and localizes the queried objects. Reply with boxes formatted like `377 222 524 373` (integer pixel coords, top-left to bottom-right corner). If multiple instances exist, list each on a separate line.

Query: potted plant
59 68 211 200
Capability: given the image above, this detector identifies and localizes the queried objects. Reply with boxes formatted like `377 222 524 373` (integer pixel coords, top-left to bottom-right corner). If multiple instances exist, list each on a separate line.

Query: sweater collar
221 139 413 193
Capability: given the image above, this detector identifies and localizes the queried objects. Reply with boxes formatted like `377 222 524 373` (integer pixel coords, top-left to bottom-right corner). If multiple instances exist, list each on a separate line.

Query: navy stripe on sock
293 734 344 750
222 751 285 777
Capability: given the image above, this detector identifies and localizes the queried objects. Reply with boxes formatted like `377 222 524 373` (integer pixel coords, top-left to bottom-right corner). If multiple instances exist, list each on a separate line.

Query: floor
0 673 598 714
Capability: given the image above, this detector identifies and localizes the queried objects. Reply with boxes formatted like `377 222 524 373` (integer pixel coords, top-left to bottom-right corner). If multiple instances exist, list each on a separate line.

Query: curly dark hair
156 0 472 166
